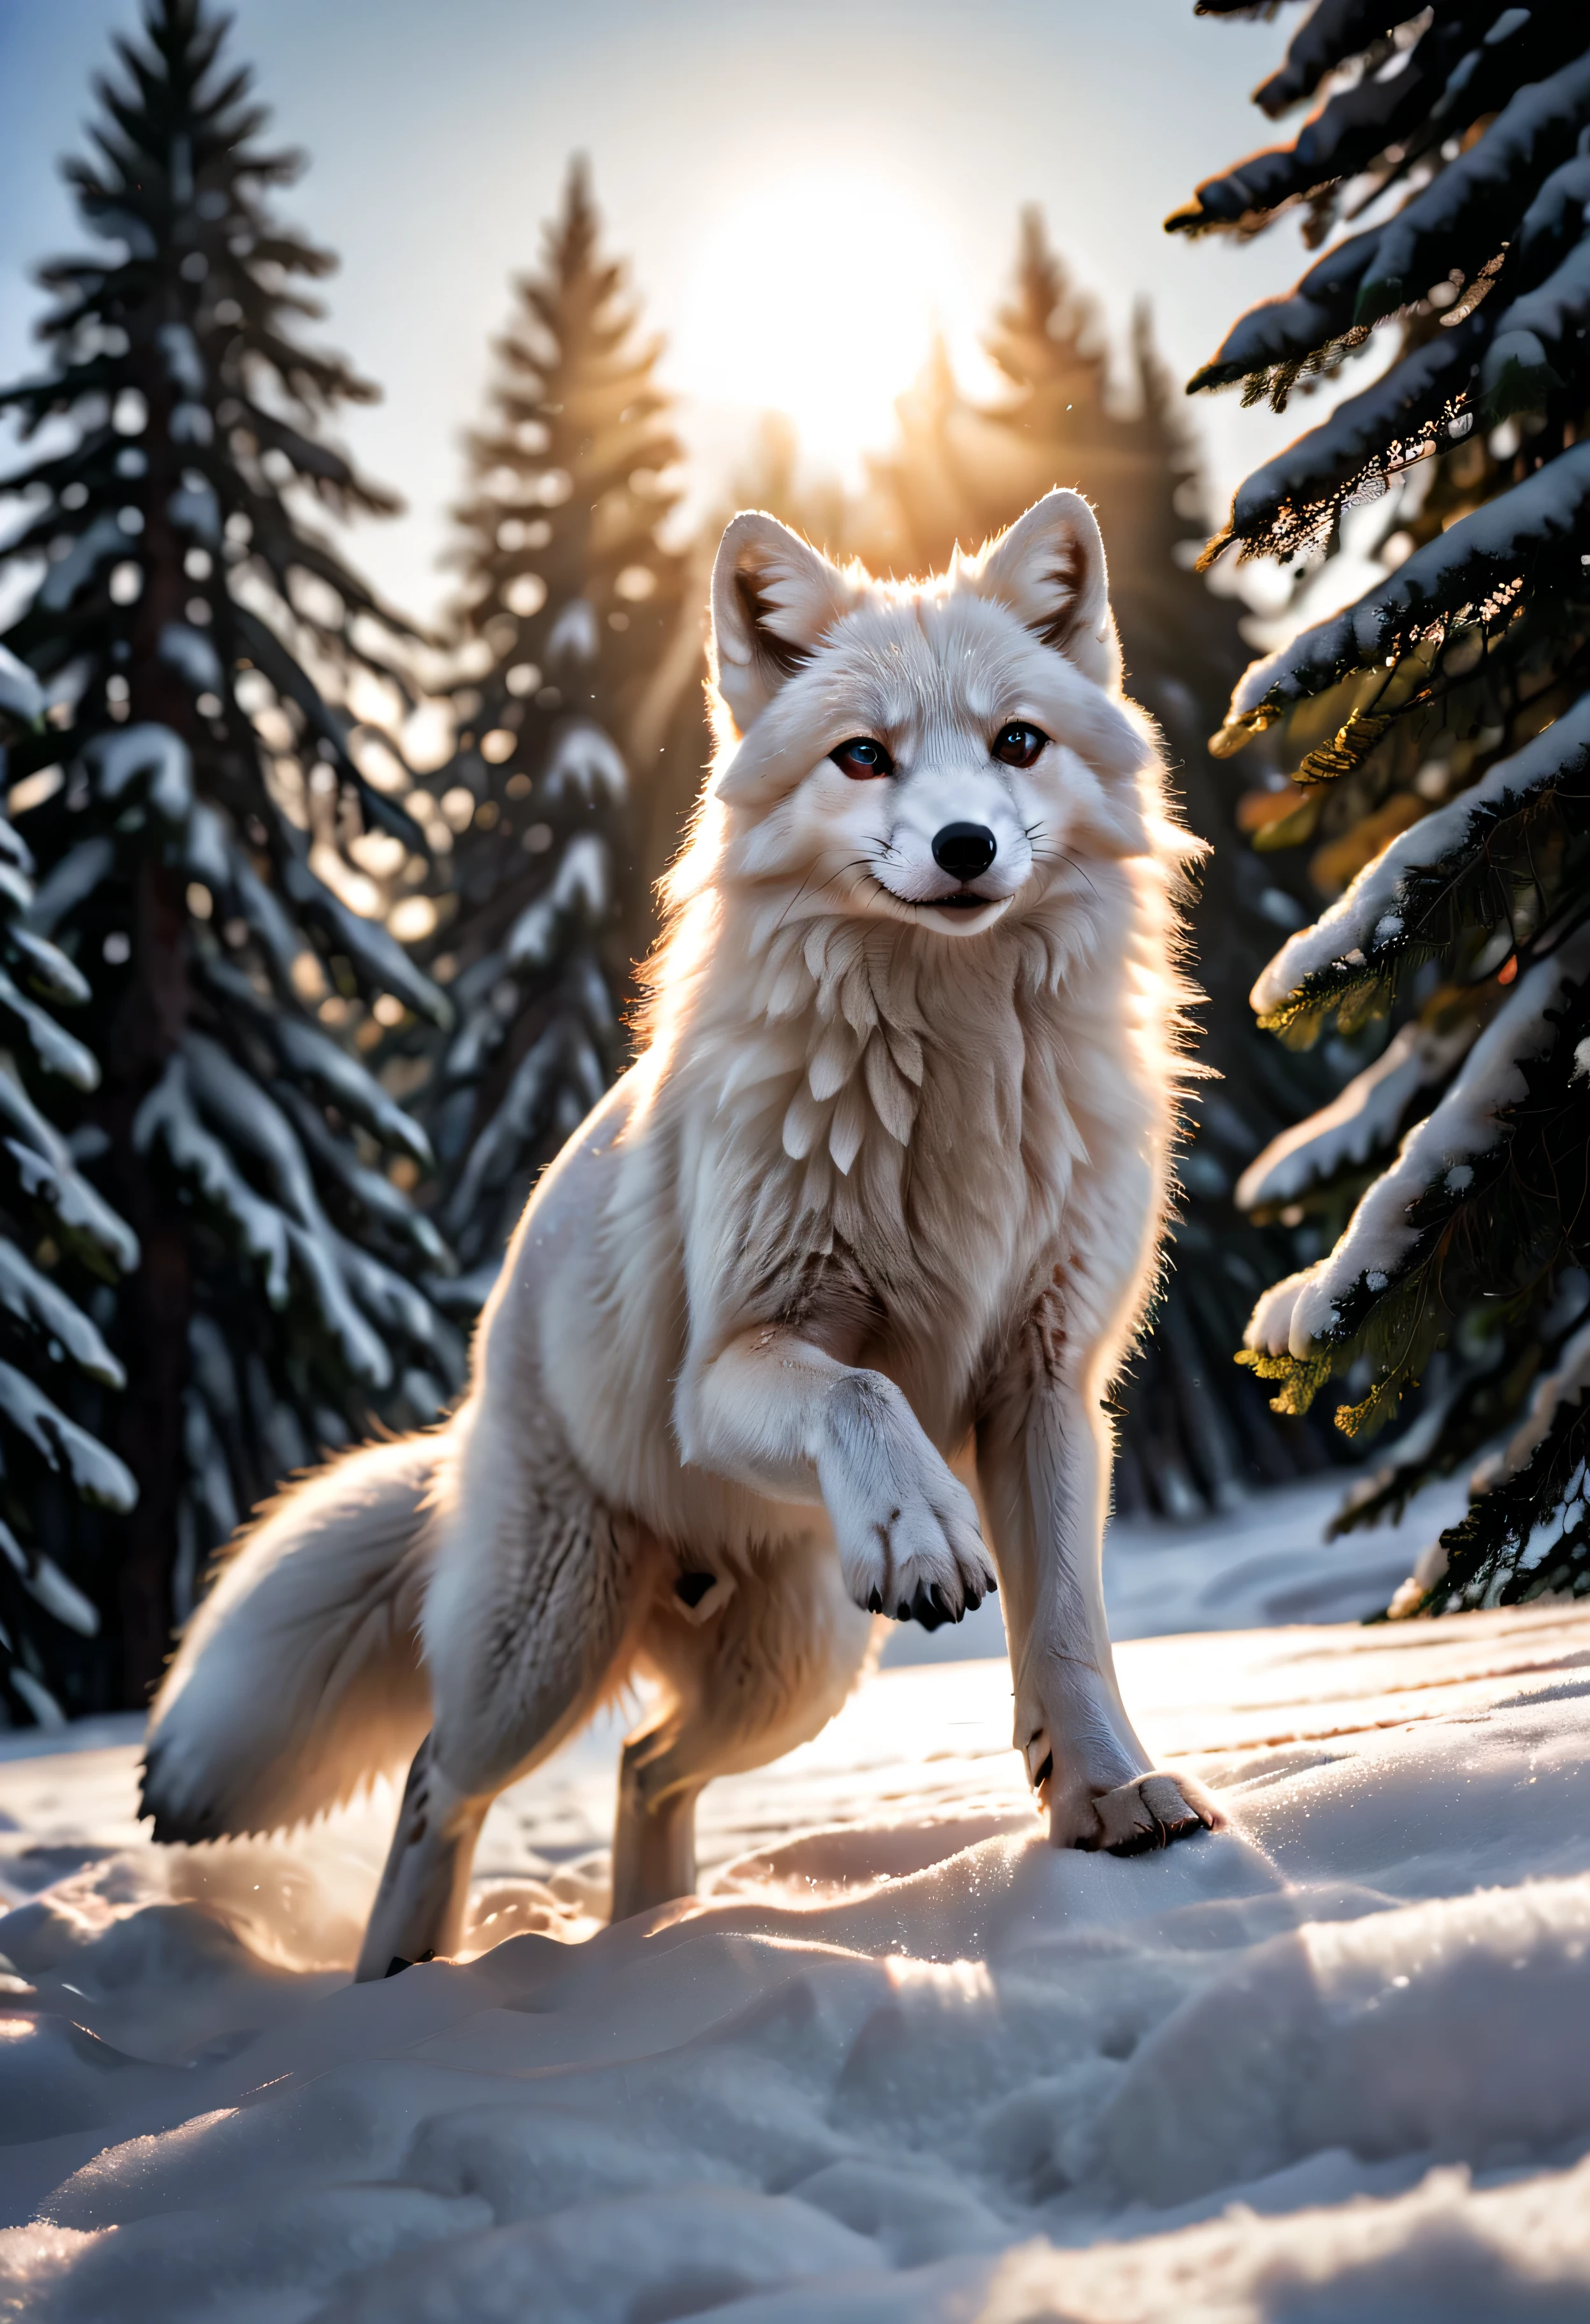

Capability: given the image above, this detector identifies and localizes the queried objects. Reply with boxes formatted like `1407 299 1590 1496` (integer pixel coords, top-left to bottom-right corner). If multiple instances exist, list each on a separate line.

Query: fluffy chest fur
635 848 1170 1447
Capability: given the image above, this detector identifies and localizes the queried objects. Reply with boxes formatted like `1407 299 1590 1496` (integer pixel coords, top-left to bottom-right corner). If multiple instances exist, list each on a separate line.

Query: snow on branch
0 1239 124 1387
275 1082 447 1263
1224 441 1590 738
269 1016 434 1167
280 852 452 1027
0 644 44 727
1236 1017 1476 1215
0 1063 138 1272
1251 692 1590 1017
440 1024 566 1237
183 1032 324 1230
1356 51 1590 326
83 723 192 821
1479 228 1590 419
1187 231 1382 399
0 965 98 1089
282 1221 391 1389
506 834 610 970
36 514 123 613
1473 1312 1590 1497
0 1519 99 1635
1168 35 1447 244
333 1235 461 1375
25 838 116 938
7 924 90 1009
134 1056 292 1304
1208 322 1482 565
1517 155 1590 276
543 722 626 806
0 1358 136 1509
1252 0 1419 120
1246 922 1590 1359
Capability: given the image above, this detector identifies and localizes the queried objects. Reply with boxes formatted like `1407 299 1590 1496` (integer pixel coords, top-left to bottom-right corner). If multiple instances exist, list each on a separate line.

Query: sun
672 171 957 480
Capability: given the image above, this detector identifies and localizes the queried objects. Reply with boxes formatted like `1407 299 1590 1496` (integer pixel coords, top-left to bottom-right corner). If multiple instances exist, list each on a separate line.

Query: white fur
143 493 1225 1976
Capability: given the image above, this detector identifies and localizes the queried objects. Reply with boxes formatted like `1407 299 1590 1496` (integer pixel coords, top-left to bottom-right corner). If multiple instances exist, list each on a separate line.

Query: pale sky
1 0 1328 627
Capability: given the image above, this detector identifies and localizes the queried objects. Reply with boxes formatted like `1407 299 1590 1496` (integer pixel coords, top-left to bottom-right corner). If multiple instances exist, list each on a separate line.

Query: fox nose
931 822 997 881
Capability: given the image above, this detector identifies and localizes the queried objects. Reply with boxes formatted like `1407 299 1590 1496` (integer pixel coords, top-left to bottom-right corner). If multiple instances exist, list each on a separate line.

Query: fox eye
992 722 1047 768
830 737 894 780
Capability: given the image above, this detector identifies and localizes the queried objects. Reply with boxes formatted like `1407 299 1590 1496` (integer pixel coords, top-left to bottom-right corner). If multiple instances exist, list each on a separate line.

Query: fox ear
971 490 1121 691
710 512 856 730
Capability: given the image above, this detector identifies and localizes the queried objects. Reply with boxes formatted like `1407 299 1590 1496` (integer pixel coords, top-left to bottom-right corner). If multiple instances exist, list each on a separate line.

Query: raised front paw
819 1372 997 1628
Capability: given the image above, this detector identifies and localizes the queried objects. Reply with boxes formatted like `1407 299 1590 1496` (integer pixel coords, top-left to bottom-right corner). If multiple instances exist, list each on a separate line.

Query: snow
1250 687 1590 1015
1230 440 1590 725
1227 324 1473 550
157 623 223 698
36 518 124 615
505 832 610 968
542 720 626 804
10 1473 1590 2316
0 1359 136 1510
1188 228 1381 394
1473 1312 1590 1495
280 855 452 1029
1235 1017 1473 1214
0 645 44 726
1363 48 1590 320
1482 230 1590 408
544 599 601 664
1248 925 1590 1358
0 970 97 1093
85 723 193 822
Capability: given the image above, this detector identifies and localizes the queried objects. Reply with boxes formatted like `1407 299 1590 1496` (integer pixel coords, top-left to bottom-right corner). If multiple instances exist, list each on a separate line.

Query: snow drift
2 1559 1589 2318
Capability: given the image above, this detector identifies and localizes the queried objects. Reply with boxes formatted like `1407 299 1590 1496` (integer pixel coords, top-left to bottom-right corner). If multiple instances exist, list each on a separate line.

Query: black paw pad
866 1588 883 1614
674 1570 717 1609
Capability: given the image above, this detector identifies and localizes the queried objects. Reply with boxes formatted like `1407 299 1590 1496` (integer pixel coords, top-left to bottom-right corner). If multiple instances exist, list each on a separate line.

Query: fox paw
1033 1748 1224 1854
820 1375 996 1628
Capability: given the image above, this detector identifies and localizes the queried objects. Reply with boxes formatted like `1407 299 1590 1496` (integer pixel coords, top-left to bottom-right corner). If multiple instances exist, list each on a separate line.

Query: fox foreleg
978 1319 1224 1853
680 1328 996 1626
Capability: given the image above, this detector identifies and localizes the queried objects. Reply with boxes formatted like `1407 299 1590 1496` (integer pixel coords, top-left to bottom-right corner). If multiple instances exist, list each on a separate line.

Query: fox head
698 491 1166 943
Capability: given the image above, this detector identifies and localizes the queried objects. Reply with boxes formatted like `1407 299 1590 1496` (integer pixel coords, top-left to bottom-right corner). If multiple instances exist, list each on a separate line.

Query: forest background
5 0 1575 1722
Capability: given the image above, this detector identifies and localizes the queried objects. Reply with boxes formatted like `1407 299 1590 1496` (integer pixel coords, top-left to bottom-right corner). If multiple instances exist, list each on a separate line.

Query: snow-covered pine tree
854 215 1345 1511
422 161 685 1289
0 650 138 1723
1176 4 1590 1609
0 0 459 1705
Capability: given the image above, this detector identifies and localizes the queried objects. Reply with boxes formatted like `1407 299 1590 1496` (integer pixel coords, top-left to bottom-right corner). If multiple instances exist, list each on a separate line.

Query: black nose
931 822 997 881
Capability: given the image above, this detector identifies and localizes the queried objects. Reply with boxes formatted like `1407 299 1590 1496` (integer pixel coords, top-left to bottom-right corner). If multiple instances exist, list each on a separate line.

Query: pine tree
0 652 138 1723
419 161 685 1287
1175 6 1590 1609
0 0 459 1707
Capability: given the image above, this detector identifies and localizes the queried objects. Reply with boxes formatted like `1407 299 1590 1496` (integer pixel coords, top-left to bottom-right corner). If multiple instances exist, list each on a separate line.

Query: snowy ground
3 1477 1590 2319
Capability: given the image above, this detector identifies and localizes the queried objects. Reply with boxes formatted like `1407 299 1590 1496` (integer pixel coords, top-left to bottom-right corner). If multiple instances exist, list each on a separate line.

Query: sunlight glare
673 172 956 480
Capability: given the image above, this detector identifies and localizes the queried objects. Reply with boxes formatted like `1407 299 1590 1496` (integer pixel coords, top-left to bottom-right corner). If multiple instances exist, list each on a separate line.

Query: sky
0 0 1331 628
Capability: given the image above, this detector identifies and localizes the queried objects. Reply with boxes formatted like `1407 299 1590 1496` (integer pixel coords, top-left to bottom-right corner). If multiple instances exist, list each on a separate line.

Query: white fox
141 492 1223 1978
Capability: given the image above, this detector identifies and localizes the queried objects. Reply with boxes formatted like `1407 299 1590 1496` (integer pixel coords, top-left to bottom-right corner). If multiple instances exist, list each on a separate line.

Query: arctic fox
141 492 1223 1978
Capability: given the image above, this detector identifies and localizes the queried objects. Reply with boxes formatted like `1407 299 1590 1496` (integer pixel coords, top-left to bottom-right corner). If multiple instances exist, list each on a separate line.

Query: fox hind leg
354 1412 648 1981
612 1531 876 1922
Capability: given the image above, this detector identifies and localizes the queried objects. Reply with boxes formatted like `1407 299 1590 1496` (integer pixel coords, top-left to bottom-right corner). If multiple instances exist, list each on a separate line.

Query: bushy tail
141 1433 443 1842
